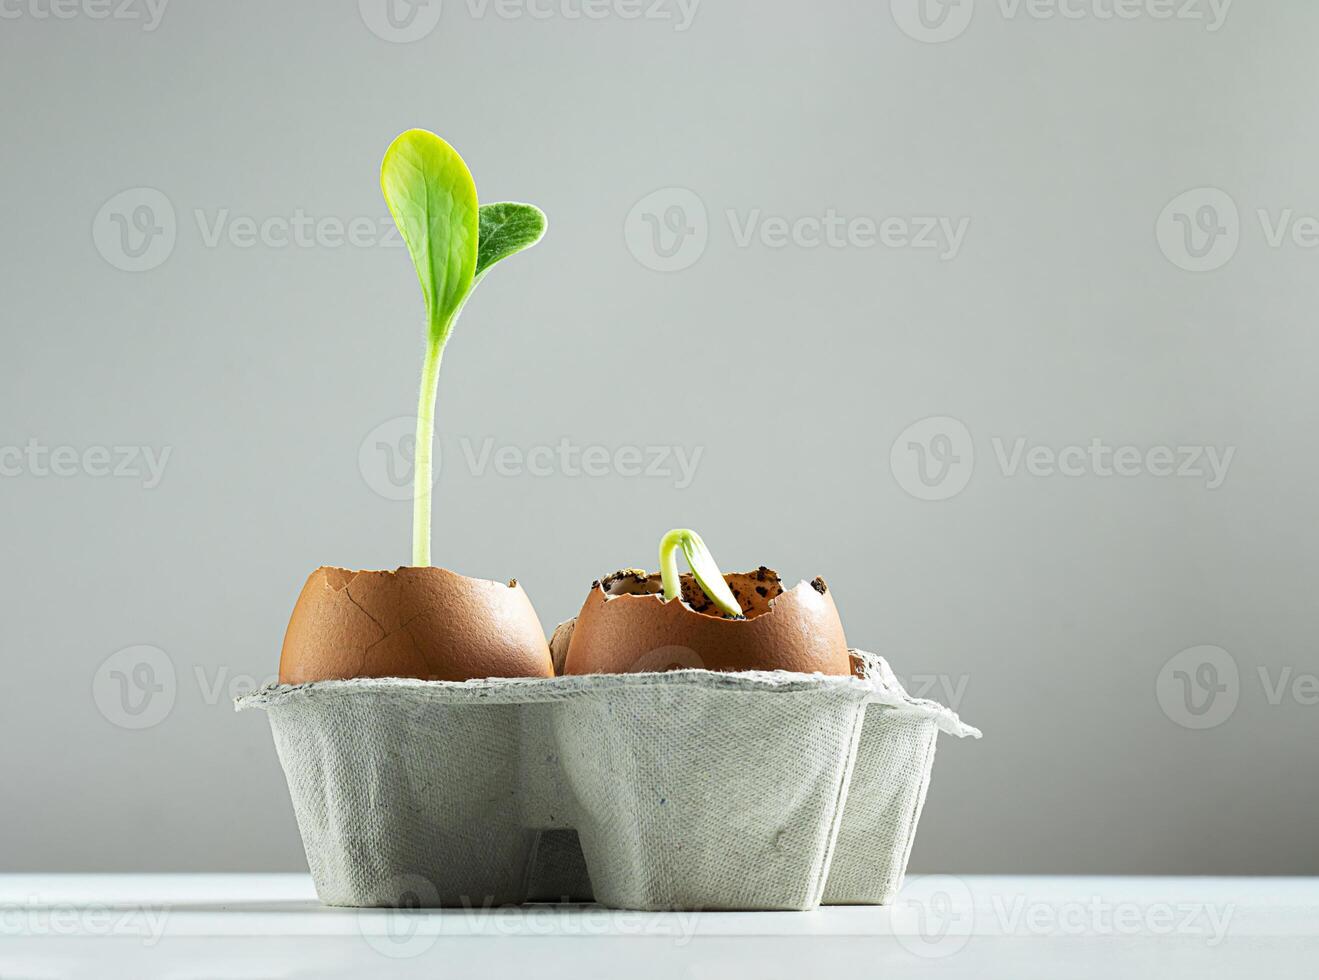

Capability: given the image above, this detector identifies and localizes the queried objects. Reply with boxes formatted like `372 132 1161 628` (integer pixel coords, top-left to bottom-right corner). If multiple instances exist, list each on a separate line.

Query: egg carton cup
236 649 978 911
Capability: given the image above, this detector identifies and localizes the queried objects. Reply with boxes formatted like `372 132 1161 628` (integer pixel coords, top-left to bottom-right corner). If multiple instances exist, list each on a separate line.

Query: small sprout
380 129 546 567
658 528 744 618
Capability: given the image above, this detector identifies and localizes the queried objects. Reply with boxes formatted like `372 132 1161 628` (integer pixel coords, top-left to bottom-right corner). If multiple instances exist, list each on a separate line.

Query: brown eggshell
279 566 554 684
548 619 576 676
562 567 851 676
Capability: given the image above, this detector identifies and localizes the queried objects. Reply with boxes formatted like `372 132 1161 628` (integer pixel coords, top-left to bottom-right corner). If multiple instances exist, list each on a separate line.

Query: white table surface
2 873 1315 978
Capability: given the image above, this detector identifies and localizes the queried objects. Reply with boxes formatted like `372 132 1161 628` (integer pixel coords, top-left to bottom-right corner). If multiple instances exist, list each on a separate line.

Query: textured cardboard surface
237 654 977 910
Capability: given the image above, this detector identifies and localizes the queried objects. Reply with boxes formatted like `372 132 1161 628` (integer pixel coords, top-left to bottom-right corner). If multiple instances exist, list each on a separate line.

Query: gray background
2 0 1315 875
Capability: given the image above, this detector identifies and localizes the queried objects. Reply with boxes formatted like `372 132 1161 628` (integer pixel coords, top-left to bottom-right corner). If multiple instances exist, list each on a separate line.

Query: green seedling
658 528 744 618
381 129 546 566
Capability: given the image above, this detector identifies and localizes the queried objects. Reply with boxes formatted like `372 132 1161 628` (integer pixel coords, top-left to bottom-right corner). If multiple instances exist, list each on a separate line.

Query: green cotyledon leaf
659 528 744 618
380 129 479 344
475 202 547 281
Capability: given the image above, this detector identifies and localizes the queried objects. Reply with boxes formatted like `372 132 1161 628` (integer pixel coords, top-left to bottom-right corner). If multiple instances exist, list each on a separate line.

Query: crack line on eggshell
359 611 430 672
341 584 388 638
340 583 389 676
360 612 423 653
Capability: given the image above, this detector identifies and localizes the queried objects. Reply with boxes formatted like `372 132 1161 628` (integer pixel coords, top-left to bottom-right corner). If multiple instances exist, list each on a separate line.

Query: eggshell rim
591 567 828 624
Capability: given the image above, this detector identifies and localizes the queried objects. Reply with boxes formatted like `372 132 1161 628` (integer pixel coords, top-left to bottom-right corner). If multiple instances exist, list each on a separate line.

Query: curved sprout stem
658 528 744 618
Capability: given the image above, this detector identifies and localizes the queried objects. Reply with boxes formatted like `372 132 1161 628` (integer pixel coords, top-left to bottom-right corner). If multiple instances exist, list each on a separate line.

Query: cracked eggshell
562 568 851 676
278 566 555 684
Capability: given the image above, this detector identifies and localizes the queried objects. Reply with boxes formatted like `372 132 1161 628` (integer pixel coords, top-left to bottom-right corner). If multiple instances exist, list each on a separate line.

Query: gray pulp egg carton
236 649 978 911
